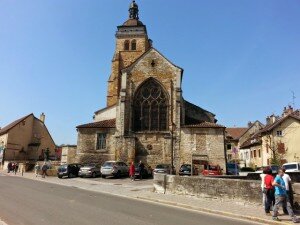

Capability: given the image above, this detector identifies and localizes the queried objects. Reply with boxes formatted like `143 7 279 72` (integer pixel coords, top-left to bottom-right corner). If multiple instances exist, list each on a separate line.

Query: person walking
14 163 19 175
41 163 48 178
129 162 135 181
272 168 298 223
260 168 267 207
264 167 275 215
138 160 145 180
282 168 293 213
34 162 40 177
7 162 12 173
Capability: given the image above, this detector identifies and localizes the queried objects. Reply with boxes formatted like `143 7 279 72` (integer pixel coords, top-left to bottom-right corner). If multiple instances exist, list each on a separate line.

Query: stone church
76 1 226 171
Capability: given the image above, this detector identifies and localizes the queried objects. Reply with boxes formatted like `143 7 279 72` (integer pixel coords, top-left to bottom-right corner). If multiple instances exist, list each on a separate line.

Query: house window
276 130 283 137
266 143 269 153
131 39 136 50
133 78 168 131
251 151 253 158
258 149 261 158
254 150 257 158
267 159 270 165
96 133 107 150
124 40 130 50
227 144 232 150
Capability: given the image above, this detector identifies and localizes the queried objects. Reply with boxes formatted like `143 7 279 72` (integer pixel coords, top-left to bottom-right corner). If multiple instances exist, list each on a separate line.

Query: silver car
101 161 129 178
153 164 173 175
79 164 101 178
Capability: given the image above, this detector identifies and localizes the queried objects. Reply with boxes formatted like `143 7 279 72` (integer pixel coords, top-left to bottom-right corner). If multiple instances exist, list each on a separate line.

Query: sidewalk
1 171 297 225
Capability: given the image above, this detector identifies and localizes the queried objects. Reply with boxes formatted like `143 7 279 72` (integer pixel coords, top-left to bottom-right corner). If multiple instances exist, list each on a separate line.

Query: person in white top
260 170 267 207
282 168 293 214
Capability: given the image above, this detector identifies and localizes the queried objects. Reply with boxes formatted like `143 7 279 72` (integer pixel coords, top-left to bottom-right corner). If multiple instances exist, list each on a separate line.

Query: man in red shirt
264 167 275 214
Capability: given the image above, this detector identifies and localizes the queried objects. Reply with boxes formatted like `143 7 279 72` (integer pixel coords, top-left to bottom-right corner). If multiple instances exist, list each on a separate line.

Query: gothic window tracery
133 79 168 131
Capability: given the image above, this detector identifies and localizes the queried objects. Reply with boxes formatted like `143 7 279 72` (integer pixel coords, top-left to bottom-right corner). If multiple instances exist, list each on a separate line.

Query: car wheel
68 173 73 178
92 172 96 178
101 175 106 178
115 171 121 178
58 175 63 179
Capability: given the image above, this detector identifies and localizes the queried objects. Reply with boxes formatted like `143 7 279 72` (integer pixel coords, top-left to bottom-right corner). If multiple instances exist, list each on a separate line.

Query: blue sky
0 0 299 145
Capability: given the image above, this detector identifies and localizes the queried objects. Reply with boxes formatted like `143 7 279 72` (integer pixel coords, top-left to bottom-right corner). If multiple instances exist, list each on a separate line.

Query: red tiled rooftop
226 128 248 140
76 119 116 129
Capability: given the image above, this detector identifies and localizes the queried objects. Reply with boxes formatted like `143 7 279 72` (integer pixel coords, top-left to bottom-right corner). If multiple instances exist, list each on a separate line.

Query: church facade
76 1 226 171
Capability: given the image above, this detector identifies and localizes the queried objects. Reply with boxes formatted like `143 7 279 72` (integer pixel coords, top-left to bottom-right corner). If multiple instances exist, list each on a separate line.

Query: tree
265 135 287 166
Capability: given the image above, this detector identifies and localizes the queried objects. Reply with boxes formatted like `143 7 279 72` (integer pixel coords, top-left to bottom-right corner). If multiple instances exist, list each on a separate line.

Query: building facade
0 113 56 169
76 1 226 172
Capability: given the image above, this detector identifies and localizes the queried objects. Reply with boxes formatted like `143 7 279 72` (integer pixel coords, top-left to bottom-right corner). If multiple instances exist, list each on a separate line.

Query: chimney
266 116 271 125
270 114 276 124
40 113 45 123
248 121 253 127
282 105 294 117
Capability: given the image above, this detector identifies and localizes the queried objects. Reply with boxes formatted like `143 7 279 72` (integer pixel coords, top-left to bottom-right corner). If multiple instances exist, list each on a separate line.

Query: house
75 1 226 172
0 113 56 170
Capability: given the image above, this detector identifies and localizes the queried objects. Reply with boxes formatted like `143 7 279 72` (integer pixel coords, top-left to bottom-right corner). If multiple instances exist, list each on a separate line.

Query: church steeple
129 1 139 20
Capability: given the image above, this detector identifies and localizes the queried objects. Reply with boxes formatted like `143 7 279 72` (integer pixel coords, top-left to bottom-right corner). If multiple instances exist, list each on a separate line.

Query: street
0 176 262 225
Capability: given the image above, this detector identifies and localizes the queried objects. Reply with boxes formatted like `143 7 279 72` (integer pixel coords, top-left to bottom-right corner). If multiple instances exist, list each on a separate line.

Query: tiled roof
260 113 300 133
76 119 116 129
182 121 225 128
240 134 262 149
0 114 33 135
226 128 248 140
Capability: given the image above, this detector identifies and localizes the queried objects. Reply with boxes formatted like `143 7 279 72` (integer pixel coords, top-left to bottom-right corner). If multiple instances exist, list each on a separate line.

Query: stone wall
76 128 116 164
154 174 261 204
180 128 226 170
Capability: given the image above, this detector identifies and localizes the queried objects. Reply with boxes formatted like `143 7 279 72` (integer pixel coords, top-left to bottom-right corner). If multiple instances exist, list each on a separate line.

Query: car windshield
83 164 96 167
156 164 169 169
206 165 218 170
59 165 68 169
103 162 114 167
181 165 191 170
283 164 297 170
227 164 238 169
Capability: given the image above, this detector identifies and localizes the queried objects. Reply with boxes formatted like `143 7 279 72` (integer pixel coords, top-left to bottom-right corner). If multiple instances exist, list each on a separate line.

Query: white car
282 162 300 172
100 161 129 178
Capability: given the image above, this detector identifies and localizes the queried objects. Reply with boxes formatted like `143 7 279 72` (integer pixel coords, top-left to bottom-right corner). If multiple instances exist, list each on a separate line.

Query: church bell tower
106 1 152 107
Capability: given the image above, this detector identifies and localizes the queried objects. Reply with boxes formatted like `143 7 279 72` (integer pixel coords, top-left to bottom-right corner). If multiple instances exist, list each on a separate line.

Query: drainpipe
223 128 228 174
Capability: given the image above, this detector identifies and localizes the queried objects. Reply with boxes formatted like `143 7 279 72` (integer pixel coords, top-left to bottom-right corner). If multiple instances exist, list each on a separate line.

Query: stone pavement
1 171 298 225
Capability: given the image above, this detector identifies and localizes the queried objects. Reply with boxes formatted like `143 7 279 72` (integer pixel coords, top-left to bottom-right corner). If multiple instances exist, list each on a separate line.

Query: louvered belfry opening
133 78 168 131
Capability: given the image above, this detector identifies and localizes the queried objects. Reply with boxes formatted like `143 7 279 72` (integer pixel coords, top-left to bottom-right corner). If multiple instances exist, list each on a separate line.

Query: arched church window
124 40 130 50
131 39 137 50
133 78 168 131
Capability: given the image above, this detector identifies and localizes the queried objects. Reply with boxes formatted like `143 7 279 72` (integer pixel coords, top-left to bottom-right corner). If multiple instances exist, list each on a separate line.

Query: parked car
134 163 153 179
282 162 300 172
79 164 101 178
201 164 222 176
57 163 82 178
153 164 173 175
101 161 129 178
226 163 239 175
179 164 198 176
239 167 255 176
255 165 279 174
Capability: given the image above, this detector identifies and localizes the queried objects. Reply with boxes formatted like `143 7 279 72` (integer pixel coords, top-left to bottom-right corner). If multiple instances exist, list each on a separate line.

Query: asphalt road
0 176 262 225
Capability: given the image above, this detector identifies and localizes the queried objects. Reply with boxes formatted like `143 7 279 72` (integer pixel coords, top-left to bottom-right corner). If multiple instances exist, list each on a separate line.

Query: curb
136 196 291 225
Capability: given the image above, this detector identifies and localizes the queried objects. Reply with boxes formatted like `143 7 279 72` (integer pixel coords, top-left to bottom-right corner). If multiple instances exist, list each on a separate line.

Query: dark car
134 163 153 179
57 164 82 178
226 163 239 175
179 164 198 176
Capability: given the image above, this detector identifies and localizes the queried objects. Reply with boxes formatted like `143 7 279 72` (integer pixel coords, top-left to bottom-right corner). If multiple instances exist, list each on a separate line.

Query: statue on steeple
129 0 139 20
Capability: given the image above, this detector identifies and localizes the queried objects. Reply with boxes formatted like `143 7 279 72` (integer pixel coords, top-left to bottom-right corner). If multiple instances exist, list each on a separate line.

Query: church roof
122 18 144 26
182 121 225 129
121 47 184 73
0 113 33 135
76 119 116 129
226 127 248 140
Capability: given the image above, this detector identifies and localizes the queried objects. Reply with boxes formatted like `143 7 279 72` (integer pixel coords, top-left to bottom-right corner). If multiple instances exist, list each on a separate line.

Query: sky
0 0 299 145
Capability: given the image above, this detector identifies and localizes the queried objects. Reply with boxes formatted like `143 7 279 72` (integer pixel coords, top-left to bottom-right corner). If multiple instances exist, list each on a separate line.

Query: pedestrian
272 168 298 223
41 162 48 178
260 168 267 207
129 162 135 181
264 167 275 215
14 163 19 175
7 162 12 173
282 168 293 213
34 162 40 177
138 160 145 180
11 163 15 173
